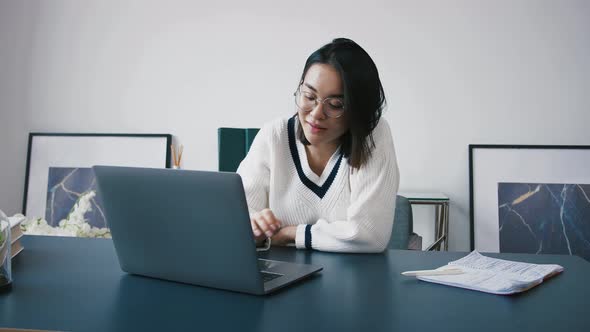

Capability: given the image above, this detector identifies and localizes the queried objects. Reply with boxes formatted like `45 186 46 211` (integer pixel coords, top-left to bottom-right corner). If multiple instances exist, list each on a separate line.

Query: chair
218 127 416 250
218 128 260 173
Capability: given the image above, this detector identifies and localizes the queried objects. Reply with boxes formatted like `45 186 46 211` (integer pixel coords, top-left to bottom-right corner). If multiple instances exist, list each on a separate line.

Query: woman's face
297 64 349 149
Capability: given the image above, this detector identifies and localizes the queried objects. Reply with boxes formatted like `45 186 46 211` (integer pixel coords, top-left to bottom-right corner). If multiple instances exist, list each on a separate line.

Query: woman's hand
251 208 282 245
271 226 297 246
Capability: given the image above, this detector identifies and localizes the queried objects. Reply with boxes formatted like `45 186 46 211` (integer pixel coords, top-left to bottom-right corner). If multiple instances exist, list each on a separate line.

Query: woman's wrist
272 226 297 246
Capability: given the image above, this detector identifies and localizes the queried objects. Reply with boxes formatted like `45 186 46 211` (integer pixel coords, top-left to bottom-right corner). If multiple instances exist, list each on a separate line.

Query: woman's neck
305 143 340 177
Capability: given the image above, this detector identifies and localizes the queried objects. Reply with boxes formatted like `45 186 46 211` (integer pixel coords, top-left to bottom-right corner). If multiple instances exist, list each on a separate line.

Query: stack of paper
8 214 26 259
416 251 564 295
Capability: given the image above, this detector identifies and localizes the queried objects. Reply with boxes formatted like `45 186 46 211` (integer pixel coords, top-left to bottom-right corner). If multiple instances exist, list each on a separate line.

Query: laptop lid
93 166 265 294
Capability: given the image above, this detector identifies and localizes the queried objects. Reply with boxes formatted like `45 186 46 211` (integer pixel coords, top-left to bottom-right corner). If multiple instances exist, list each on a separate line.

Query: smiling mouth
307 121 326 130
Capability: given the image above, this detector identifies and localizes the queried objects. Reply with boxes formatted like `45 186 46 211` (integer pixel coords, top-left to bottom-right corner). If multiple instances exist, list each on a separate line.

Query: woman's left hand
271 226 297 246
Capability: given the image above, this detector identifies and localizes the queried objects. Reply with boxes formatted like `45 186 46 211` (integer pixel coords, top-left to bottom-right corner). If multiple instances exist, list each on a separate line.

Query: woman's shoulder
372 117 393 141
261 116 290 131
258 117 291 139
366 117 394 156
353 117 397 173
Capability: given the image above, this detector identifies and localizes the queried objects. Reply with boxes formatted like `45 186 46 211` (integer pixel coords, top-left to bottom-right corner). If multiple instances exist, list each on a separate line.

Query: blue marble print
45 167 106 228
498 183 590 261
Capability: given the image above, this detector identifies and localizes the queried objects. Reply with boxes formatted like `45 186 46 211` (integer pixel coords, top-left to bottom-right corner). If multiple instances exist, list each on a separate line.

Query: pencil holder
170 144 184 170
0 209 12 292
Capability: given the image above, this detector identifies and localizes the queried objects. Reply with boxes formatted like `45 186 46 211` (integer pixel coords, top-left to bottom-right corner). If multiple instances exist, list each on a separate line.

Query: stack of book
8 214 25 258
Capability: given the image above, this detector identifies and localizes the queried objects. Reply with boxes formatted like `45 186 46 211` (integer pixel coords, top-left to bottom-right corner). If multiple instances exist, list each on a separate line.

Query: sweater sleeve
236 124 273 216
294 119 400 253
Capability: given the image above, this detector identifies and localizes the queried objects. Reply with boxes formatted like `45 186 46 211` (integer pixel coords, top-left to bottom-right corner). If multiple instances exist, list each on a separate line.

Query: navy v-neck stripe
288 116 343 199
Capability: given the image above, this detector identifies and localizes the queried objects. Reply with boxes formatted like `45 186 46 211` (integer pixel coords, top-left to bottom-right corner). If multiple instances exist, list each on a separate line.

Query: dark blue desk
1 236 589 332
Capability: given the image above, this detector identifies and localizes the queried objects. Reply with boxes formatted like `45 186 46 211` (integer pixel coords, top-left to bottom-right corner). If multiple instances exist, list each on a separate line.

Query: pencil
171 144 177 167
178 145 183 166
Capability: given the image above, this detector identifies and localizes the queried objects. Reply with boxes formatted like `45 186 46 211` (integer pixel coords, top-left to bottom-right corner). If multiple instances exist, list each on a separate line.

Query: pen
401 268 464 277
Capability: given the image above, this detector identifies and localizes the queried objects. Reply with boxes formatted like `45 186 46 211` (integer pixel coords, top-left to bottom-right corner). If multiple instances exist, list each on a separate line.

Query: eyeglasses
293 85 345 118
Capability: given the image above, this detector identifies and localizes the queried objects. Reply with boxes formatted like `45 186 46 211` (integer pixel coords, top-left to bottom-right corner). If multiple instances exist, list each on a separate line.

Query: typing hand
251 208 282 245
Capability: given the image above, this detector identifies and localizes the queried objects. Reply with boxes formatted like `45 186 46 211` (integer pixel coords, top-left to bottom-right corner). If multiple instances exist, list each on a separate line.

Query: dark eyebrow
303 83 317 92
303 83 344 99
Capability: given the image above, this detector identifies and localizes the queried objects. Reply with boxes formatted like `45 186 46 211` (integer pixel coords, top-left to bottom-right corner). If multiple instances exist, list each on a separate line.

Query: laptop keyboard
260 271 283 283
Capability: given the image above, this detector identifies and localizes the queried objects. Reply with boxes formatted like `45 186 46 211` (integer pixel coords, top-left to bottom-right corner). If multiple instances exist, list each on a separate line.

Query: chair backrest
218 127 412 250
218 128 260 172
391 195 413 250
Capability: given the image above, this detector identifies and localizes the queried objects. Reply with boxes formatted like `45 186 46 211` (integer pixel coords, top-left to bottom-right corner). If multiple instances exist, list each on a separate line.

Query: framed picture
469 145 590 261
23 133 172 233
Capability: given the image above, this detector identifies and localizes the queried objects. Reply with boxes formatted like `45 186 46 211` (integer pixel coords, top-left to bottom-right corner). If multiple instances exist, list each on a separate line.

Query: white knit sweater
237 115 400 253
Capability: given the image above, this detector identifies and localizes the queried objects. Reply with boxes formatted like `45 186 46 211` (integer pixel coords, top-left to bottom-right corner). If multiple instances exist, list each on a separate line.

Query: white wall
0 0 35 217
1 0 589 251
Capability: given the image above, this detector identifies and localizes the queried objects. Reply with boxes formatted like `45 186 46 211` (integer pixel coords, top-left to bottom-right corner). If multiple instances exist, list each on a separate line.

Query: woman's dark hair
297 38 386 169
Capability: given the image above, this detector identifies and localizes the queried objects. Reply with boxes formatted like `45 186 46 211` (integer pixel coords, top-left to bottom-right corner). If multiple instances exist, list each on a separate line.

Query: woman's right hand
251 208 282 244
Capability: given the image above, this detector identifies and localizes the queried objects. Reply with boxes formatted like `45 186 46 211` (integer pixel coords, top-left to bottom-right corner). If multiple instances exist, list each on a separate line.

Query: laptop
93 165 322 295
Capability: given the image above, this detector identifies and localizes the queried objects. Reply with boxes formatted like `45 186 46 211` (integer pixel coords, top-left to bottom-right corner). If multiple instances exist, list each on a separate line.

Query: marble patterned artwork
45 167 106 228
498 183 590 261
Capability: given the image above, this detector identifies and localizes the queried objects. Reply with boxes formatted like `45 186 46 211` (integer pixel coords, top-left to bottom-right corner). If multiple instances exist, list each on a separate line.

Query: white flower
21 190 111 238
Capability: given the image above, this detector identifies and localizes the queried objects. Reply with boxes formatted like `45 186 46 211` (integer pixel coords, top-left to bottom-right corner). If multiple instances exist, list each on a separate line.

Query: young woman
237 38 399 253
